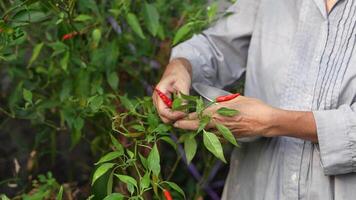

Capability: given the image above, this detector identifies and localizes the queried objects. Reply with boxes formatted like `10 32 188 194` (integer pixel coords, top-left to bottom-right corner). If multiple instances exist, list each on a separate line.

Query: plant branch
0 107 14 118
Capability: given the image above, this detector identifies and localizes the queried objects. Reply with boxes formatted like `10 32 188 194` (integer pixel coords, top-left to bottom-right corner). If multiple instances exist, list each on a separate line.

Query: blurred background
0 0 242 199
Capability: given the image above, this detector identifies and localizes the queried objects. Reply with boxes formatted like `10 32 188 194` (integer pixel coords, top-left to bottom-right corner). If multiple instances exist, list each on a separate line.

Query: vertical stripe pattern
313 0 356 109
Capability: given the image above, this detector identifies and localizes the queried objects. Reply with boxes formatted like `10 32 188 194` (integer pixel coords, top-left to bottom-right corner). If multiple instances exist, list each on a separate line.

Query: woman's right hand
153 58 192 123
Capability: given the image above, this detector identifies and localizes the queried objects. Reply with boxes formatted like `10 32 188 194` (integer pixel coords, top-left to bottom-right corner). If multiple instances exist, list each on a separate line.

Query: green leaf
23 88 32 104
207 3 218 22
217 107 239 117
28 42 44 66
115 174 137 194
139 153 148 169
147 112 159 128
157 24 165 40
165 181 185 199
107 72 119 90
12 9 47 23
172 98 183 110
197 115 211 133
74 14 93 22
127 184 134 195
153 124 170 134
107 170 114 195
59 79 72 101
108 9 121 17
119 95 135 112
126 149 134 159
103 193 124 200
195 97 204 116
92 163 115 185
110 134 124 153
147 144 160 176
126 13 145 39
49 41 68 57
95 151 123 165
56 186 63 200
180 92 198 102
9 82 23 113
131 124 145 132
92 28 102 46
160 136 177 150
0 195 10 200
60 51 70 71
172 22 192 46
184 136 197 164
89 95 103 111
216 124 238 146
203 130 226 163
140 172 150 191
143 2 160 36
115 174 137 187
72 117 84 147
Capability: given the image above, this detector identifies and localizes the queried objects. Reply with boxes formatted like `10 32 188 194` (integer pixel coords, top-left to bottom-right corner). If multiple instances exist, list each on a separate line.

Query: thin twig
166 156 181 181
0 106 14 118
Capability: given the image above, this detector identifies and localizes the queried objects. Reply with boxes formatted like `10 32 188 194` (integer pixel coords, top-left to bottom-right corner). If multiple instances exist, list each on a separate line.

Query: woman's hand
174 95 319 141
173 96 281 138
153 58 192 123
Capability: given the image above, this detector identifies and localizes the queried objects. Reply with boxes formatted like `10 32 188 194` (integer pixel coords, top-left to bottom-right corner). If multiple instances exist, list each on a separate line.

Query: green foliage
56 186 64 200
0 195 10 200
217 107 240 117
22 172 62 200
203 130 227 163
0 0 237 199
184 134 198 164
216 124 238 147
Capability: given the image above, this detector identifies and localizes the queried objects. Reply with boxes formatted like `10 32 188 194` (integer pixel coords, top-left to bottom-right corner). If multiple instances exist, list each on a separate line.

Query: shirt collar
313 0 346 19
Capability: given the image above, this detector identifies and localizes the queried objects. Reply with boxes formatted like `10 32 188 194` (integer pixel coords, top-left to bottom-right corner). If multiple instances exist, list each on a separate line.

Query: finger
160 116 171 123
153 86 187 121
157 98 186 120
186 112 198 120
173 119 200 130
153 90 172 123
152 90 158 107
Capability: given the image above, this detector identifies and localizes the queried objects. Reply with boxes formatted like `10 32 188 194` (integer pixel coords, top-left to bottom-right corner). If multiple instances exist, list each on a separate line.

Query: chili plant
0 0 239 199
92 92 240 199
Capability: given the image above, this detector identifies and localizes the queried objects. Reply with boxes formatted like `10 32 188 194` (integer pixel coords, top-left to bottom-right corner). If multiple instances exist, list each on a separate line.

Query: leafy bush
0 0 238 199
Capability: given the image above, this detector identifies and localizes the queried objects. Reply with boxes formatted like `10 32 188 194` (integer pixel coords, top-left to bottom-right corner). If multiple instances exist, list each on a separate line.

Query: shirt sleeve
313 103 356 175
170 0 261 88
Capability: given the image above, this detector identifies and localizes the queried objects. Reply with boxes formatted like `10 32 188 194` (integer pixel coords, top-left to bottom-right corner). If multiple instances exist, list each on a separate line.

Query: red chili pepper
154 87 173 108
216 93 240 102
62 31 78 41
163 189 173 200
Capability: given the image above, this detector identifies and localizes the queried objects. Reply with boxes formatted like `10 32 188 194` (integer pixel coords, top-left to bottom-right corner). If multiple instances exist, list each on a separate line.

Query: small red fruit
62 31 78 40
154 87 173 108
163 189 173 200
216 93 240 103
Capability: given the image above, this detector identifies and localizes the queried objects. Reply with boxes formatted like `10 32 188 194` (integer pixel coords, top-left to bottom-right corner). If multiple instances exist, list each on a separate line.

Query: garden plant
0 0 241 199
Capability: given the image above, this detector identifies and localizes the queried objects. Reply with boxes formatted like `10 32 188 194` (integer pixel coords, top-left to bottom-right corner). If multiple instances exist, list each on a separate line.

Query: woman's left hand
173 96 282 138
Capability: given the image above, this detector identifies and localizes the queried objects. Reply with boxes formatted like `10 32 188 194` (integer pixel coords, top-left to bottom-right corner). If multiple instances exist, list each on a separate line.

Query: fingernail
173 122 179 128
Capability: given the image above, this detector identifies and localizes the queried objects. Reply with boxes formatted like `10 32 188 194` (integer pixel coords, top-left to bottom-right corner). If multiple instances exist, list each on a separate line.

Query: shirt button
291 173 298 182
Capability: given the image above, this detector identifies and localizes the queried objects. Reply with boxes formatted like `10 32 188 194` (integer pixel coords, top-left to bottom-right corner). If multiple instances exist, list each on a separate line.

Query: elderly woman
153 0 356 199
